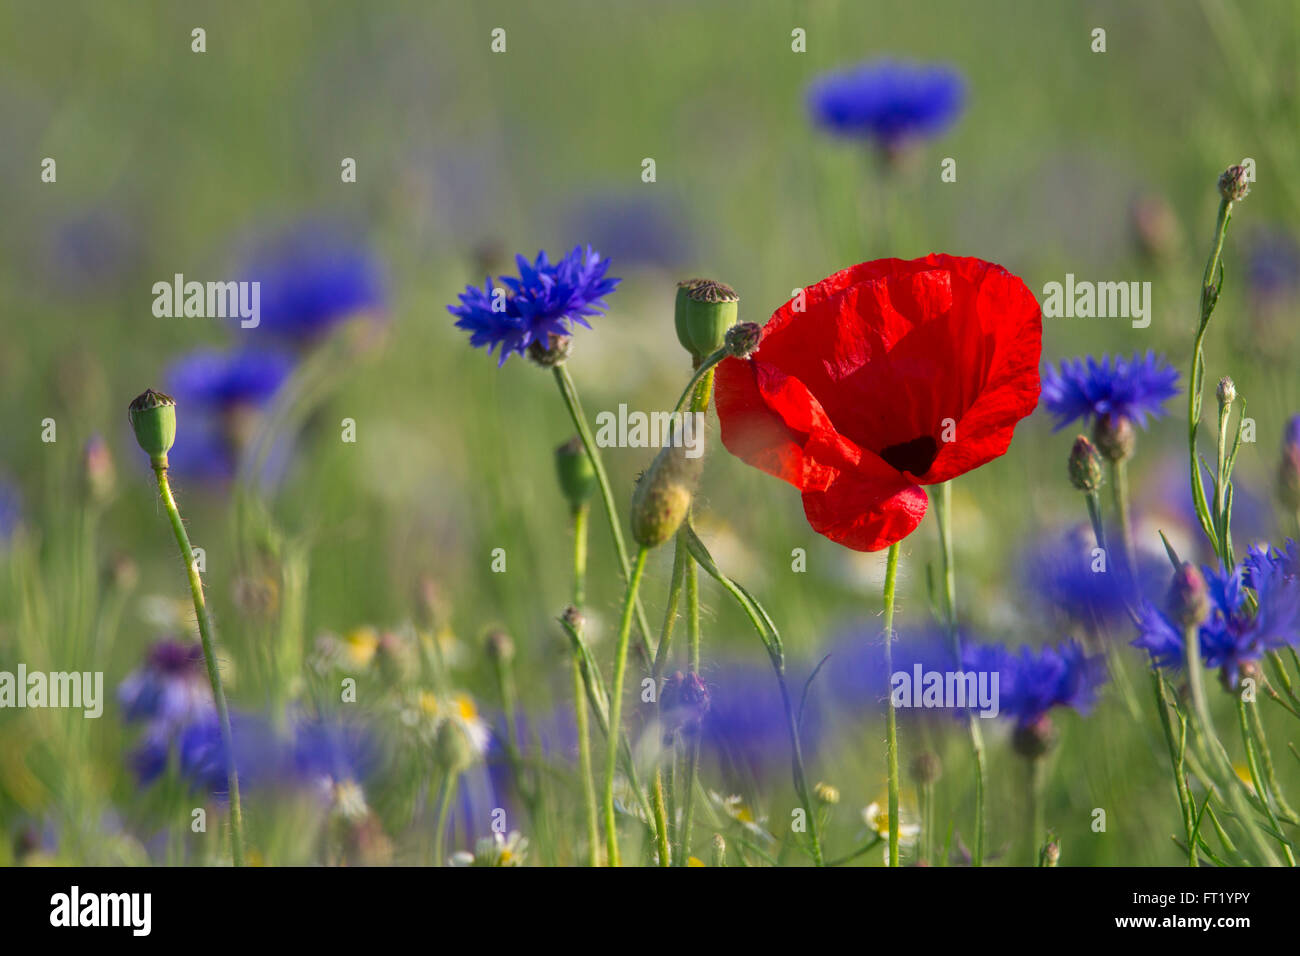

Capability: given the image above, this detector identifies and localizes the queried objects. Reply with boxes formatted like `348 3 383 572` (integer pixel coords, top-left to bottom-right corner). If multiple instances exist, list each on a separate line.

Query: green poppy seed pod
1093 413 1135 463
1012 714 1057 760
1166 562 1210 630
629 441 702 548
1218 164 1250 203
554 436 596 509
724 321 762 360
1067 435 1103 493
127 389 177 467
675 278 739 364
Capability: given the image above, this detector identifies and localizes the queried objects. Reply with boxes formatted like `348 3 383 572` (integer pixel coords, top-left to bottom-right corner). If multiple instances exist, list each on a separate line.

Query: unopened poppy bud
675 278 739 364
814 781 840 806
1067 435 1103 493
1216 376 1236 407
1093 413 1136 463
910 751 942 786
630 443 701 548
83 434 116 504
724 321 762 360
554 437 596 509
527 334 572 368
484 628 515 665
1012 714 1057 760
128 389 177 467
1218 164 1251 203
1277 415 1300 511
1166 562 1210 630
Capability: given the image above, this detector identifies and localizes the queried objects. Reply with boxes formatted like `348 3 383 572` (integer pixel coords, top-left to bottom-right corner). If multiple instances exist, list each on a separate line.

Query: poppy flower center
879 435 939 476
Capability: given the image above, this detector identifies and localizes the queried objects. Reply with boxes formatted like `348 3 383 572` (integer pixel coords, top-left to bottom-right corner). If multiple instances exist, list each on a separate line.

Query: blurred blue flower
1021 525 1159 626
807 59 966 147
162 347 295 481
562 192 695 267
0 477 22 545
240 224 387 343
292 718 381 786
1133 556 1300 684
1246 227 1300 303
448 246 619 365
997 640 1106 726
118 639 213 729
701 658 826 780
1042 352 1180 431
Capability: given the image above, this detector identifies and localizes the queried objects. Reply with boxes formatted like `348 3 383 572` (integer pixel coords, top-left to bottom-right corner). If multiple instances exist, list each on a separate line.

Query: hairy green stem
882 541 902 867
153 464 243 867
603 546 649 866
570 504 600 866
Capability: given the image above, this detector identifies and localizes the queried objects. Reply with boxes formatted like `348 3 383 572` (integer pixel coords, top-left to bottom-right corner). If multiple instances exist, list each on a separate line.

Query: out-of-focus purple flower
1246 227 1300 304
1021 525 1161 626
240 224 388 344
1134 556 1300 685
448 246 619 365
1041 352 1180 432
118 639 213 729
161 348 295 481
997 640 1106 727
807 59 966 148
292 718 381 786
0 477 22 545
562 192 695 267
42 207 141 296
700 658 825 781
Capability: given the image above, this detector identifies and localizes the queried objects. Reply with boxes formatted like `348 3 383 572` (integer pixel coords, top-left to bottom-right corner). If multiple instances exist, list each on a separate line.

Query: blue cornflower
162 347 295 481
118 639 214 729
1133 557 1300 685
1020 525 1161 626
240 224 387 343
448 245 620 365
1246 227 1300 303
1041 352 1180 432
807 59 966 147
997 640 1106 727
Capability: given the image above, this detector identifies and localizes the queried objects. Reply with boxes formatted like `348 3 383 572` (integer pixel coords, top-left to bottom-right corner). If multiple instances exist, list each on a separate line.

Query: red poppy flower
714 254 1042 552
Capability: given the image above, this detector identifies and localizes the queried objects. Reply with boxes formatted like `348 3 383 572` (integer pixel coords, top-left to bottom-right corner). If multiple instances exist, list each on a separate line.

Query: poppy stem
603 545 650 866
933 482 985 865
552 364 656 664
882 540 902 867
152 463 244 867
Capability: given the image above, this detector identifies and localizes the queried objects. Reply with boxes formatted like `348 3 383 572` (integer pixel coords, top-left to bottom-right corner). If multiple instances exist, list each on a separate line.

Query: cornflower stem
1184 625 1280 865
553 364 655 662
1236 698 1296 865
1109 458 1138 581
570 504 600 866
651 767 672 866
433 773 456 867
1027 755 1046 866
1187 196 1234 553
1152 671 1198 866
1245 694 1298 824
933 482 984 865
882 540 902 867
152 463 244 867
603 545 650 866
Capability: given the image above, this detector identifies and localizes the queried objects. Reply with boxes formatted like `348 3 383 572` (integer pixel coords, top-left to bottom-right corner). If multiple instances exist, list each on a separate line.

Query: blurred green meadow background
1 0 1299 866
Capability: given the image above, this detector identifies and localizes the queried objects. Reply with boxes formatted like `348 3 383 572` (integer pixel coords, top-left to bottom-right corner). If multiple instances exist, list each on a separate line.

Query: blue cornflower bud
1067 435 1103 492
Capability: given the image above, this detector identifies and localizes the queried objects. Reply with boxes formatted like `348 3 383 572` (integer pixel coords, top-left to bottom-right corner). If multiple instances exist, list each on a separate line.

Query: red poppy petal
801 474 928 552
714 355 823 489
